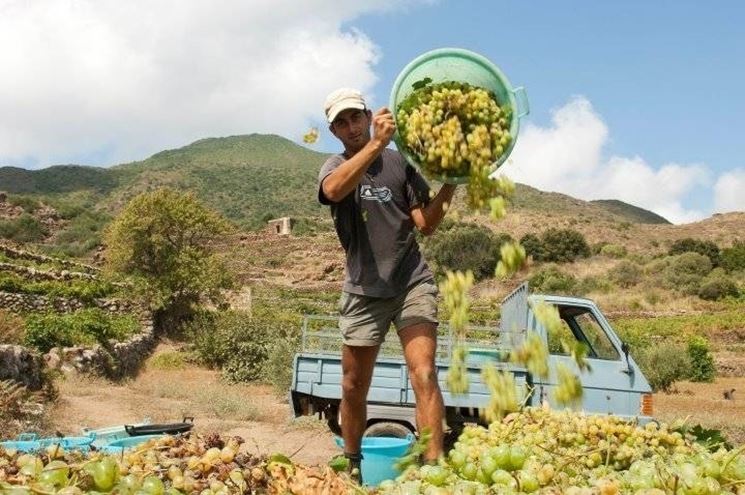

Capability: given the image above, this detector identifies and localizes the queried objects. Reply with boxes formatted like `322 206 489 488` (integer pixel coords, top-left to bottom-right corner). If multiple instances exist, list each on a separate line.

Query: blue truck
290 282 653 439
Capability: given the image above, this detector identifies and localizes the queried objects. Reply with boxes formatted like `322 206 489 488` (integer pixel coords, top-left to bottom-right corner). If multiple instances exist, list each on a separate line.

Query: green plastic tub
389 48 529 183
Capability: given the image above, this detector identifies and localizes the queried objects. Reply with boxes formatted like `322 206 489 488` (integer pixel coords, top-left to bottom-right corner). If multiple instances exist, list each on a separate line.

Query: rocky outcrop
0 345 46 390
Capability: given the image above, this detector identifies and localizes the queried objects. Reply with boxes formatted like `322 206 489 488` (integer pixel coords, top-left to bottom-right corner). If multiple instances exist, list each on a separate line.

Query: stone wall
0 243 98 274
0 291 140 315
0 262 97 282
0 316 155 388
43 316 156 378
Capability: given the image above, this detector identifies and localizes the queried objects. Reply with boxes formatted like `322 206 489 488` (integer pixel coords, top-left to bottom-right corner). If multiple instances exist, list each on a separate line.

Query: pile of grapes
379 408 745 495
396 80 514 213
0 433 354 495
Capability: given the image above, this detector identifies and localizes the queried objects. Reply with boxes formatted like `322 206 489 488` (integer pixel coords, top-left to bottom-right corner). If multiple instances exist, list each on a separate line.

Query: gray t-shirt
318 148 434 298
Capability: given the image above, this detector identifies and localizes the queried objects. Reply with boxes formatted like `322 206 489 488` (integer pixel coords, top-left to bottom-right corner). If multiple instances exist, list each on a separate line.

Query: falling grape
303 127 319 144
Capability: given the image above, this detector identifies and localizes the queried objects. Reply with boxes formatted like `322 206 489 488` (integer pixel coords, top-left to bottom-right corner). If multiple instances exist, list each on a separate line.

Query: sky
0 0 743 224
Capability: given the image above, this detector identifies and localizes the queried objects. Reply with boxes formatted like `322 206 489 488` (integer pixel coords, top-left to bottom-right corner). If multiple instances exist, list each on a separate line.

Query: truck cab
290 282 653 439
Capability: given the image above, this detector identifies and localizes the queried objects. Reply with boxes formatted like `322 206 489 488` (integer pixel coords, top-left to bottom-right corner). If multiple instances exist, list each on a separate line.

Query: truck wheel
364 421 413 438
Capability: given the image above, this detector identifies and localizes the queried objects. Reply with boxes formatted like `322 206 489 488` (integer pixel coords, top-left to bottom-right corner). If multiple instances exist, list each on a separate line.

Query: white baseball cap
324 88 367 123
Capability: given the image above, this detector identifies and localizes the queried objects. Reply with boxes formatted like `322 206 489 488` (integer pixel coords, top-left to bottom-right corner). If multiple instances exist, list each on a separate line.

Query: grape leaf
411 77 433 90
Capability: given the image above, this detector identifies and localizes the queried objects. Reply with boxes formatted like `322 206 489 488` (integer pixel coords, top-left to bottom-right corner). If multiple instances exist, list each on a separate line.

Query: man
317 88 456 479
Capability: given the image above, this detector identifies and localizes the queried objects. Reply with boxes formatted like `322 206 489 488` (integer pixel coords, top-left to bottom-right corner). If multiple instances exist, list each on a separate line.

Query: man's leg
340 343 380 459
399 322 444 461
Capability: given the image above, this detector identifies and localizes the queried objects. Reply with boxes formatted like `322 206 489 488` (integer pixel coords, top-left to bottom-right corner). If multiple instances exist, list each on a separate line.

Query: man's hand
371 107 396 148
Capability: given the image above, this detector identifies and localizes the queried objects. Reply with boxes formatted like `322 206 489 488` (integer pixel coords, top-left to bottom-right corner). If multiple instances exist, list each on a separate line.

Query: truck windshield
547 305 620 361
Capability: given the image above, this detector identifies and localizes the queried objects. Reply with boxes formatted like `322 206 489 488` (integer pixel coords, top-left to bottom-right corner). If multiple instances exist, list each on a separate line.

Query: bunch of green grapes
553 363 583 406
446 346 470 395
440 270 474 335
531 299 564 336
485 175 515 220
378 407 745 494
495 240 526 279
396 81 514 212
480 364 521 423
509 332 550 379
0 434 265 495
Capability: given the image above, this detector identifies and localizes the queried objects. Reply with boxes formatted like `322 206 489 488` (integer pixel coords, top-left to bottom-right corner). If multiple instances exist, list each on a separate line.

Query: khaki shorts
338 279 439 346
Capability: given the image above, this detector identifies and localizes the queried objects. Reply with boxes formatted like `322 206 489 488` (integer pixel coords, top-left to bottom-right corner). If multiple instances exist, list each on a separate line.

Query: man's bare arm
322 109 395 202
410 184 457 236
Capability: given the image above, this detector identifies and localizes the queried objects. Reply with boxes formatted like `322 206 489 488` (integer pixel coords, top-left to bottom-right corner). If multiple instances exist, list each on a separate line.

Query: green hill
0 133 682 237
105 134 329 227
0 165 120 194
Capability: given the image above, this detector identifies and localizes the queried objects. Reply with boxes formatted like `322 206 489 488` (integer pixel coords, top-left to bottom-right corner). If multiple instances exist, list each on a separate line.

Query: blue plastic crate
98 434 166 454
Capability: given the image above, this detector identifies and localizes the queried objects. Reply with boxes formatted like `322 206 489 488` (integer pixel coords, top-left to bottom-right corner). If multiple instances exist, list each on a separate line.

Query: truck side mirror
621 342 633 374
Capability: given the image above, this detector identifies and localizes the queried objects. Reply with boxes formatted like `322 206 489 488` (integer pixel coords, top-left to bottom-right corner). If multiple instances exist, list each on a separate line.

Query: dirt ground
653 376 745 445
48 347 745 468
50 351 338 466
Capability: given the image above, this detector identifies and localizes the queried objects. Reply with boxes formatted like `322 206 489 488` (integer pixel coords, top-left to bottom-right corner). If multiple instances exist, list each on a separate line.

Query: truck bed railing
300 315 520 361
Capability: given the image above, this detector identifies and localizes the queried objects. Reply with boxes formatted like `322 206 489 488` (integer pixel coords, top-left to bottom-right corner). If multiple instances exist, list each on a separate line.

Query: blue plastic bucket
99 434 165 454
334 434 414 486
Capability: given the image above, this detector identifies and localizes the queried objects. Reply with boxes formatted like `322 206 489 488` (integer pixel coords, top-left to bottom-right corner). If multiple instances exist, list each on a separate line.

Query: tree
669 238 721 267
104 189 234 330
721 240 745 272
540 228 591 263
520 233 545 262
424 222 506 280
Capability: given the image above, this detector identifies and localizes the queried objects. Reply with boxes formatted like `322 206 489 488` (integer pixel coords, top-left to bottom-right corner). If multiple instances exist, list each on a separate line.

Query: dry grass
0 308 24 344
655 377 745 445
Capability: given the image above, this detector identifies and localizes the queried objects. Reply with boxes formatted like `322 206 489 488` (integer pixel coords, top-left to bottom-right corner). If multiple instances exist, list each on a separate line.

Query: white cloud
0 0 425 167
713 169 745 214
499 96 712 224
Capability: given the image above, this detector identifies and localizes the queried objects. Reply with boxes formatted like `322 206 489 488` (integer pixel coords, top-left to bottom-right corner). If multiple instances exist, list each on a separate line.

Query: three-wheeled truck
290 282 654 439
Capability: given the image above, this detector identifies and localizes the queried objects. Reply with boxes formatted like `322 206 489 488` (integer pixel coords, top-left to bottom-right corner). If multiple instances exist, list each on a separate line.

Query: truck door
534 302 639 418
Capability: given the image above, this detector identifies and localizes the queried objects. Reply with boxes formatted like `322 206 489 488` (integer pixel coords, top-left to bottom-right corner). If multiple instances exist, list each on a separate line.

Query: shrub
0 380 46 439
669 238 721 267
608 260 642 288
23 308 139 353
147 351 187 370
721 241 745 272
633 342 692 392
576 275 613 295
686 336 716 382
188 310 275 382
0 272 116 303
529 265 577 294
424 223 505 280
260 333 301 393
520 233 545 262
540 228 590 263
600 244 627 259
0 214 48 242
662 252 712 295
698 276 740 301
7 195 41 213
